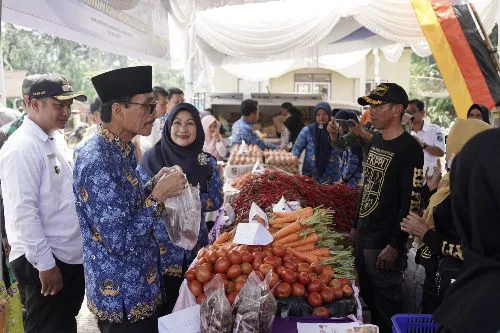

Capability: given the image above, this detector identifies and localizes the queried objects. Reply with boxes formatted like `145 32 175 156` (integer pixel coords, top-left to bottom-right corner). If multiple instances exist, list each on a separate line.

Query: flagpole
469 3 500 73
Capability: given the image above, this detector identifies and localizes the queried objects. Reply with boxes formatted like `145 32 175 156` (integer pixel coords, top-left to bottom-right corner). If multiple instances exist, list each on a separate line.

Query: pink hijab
201 115 221 160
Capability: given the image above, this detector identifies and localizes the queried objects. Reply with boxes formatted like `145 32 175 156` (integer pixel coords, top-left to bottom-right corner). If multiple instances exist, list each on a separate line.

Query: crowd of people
0 66 498 333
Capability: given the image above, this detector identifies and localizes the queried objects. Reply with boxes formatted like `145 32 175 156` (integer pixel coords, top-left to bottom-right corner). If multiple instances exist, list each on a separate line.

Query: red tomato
309 273 318 281
318 273 332 285
200 263 213 273
195 267 212 283
259 263 273 276
253 251 266 261
333 288 344 299
269 272 280 288
207 251 218 264
291 283 305 297
298 272 311 285
272 244 286 257
263 256 280 269
248 245 262 253
224 280 234 294
283 253 296 261
280 269 297 284
252 258 263 271
234 280 246 293
283 260 298 271
310 263 323 275
255 271 265 281
274 282 292 299
307 279 323 293
227 264 242 279
313 306 330 317
297 263 312 273
237 245 249 252
216 248 229 258
276 266 287 276
339 278 350 287
188 280 203 297
228 250 242 265
227 291 238 305
196 293 207 305
320 287 335 303
214 257 231 274
240 262 253 275
329 278 342 289
234 274 248 284
342 285 354 297
184 269 196 281
263 248 273 258
307 292 322 307
240 251 254 263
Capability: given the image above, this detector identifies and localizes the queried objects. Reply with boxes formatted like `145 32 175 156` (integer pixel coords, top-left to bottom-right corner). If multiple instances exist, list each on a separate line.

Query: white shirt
411 121 446 175
0 118 83 271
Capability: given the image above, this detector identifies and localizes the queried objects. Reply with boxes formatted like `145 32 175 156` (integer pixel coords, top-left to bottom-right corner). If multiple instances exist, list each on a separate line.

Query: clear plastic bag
232 272 262 333
200 274 233 333
163 184 201 250
259 272 277 333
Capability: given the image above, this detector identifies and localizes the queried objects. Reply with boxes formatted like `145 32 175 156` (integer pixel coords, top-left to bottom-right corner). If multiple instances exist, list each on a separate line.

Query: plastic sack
232 272 262 333
259 272 277 333
200 275 233 333
163 184 201 250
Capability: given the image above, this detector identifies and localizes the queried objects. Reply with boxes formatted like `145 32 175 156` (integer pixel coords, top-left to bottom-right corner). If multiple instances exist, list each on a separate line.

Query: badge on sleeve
437 133 444 142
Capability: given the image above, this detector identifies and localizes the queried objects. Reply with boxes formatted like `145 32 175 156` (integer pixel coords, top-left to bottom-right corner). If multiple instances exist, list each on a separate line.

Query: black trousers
355 247 407 333
97 317 158 333
9 255 84 333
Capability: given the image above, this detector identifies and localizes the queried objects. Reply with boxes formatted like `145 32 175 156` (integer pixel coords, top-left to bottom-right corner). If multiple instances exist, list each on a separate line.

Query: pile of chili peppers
226 170 359 232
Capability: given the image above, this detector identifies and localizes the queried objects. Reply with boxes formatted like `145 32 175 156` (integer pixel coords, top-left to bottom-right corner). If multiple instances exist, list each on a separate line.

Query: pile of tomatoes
185 243 354 317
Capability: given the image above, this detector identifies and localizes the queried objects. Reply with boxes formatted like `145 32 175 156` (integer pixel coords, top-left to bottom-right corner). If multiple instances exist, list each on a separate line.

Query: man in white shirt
0 73 87 333
408 99 445 176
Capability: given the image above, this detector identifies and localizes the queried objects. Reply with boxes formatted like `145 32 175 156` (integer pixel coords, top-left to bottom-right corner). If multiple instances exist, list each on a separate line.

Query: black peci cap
29 73 87 102
91 66 153 104
357 83 409 108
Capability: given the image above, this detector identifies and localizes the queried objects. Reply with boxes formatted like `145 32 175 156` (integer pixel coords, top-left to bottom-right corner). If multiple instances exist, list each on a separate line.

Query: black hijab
433 128 500 333
308 102 333 176
467 103 490 124
140 103 212 192
283 107 304 144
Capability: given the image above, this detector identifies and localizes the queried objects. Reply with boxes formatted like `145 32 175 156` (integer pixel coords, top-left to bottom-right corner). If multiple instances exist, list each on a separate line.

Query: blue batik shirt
230 118 278 150
73 127 163 323
340 149 363 187
136 155 223 277
292 126 341 184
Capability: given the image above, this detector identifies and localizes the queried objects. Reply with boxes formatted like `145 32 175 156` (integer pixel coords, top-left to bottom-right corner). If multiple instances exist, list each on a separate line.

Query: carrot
309 247 331 257
272 221 302 240
318 256 332 261
287 247 319 264
214 232 229 245
285 233 320 247
291 242 316 251
273 207 313 218
273 223 293 229
269 207 314 225
275 233 300 245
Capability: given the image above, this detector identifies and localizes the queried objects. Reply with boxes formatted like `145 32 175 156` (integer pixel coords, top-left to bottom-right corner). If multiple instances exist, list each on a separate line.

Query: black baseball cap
29 73 87 102
357 83 409 108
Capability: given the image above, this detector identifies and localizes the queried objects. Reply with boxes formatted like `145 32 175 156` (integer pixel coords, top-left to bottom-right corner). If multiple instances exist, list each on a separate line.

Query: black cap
91 66 152 104
90 97 102 113
357 83 409 107
29 73 87 102
22 74 42 96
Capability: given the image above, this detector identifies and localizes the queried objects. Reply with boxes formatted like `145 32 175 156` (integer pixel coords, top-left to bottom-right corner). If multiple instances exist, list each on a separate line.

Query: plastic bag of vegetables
200 274 233 333
232 271 262 333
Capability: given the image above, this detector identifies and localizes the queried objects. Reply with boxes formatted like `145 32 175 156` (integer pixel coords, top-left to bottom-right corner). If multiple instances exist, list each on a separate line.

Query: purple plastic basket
391 314 439 333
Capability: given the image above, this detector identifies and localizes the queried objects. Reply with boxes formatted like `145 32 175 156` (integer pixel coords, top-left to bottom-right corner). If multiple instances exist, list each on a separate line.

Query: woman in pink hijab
201 115 227 160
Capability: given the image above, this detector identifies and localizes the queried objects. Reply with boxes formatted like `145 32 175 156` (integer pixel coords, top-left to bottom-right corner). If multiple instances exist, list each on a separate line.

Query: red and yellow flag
412 0 500 118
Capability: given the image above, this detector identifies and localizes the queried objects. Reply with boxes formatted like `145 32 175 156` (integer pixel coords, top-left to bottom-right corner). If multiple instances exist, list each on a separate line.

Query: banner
2 0 170 65
412 0 500 118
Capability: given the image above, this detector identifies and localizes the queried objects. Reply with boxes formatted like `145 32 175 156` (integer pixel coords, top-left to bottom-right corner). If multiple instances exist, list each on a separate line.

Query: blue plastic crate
392 314 439 333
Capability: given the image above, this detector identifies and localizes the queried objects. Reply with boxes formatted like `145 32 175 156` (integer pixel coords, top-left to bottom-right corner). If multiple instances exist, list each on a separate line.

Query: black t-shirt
355 131 424 250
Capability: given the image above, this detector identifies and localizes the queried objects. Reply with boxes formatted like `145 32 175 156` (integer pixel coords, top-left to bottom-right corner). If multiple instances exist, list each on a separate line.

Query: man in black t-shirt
330 83 423 332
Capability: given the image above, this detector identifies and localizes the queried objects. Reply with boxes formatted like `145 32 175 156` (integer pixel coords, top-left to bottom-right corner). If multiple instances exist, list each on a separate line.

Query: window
294 73 331 100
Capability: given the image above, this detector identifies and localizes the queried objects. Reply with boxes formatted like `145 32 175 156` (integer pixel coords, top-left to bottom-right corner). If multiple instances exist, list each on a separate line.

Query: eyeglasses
128 101 157 114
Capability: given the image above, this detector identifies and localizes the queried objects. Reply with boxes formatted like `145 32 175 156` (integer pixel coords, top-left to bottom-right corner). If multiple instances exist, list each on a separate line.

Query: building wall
212 48 412 103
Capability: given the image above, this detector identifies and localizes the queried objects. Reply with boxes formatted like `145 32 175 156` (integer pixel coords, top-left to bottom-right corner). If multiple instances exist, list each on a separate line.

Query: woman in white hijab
201 115 227 160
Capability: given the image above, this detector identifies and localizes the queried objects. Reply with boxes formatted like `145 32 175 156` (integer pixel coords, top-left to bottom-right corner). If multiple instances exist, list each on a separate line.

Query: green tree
1 23 184 101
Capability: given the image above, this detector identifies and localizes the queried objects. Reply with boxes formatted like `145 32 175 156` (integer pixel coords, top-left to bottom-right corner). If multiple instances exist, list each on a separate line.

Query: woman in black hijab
138 103 224 314
282 106 304 146
433 128 500 333
466 103 490 124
